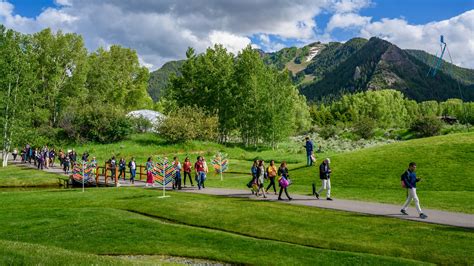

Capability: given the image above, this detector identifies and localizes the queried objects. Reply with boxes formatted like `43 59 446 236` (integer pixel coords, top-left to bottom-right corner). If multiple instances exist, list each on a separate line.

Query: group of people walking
16 144 93 175
248 160 292 200
107 156 137 184
245 137 427 219
17 144 61 170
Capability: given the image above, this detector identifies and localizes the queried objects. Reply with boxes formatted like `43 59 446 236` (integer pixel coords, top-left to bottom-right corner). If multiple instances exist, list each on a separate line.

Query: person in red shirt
183 157 193 187
194 156 206 189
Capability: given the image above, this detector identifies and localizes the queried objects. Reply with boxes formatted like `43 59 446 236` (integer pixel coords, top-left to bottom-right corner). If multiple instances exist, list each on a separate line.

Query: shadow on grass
117 194 154 200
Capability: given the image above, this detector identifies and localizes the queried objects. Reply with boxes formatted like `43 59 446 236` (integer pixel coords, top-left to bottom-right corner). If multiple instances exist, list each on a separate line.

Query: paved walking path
8 160 474 229
186 187 474 229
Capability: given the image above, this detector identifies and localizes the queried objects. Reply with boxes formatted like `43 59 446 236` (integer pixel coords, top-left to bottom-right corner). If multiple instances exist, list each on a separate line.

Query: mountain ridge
148 37 474 102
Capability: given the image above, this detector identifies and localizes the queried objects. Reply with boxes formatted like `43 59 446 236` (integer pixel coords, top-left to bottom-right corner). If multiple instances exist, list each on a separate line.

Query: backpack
400 171 408 188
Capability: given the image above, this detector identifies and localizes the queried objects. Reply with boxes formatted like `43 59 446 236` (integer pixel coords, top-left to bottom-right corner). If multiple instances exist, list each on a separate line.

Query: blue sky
1 0 473 69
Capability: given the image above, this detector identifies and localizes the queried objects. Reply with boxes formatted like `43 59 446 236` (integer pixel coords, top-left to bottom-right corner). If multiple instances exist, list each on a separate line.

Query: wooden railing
94 163 147 186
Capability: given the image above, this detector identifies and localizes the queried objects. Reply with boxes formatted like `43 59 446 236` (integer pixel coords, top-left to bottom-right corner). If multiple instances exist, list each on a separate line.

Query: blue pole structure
430 35 446 77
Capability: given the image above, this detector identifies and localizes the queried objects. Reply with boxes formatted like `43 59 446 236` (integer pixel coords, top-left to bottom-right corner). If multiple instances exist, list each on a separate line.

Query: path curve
8 160 474 229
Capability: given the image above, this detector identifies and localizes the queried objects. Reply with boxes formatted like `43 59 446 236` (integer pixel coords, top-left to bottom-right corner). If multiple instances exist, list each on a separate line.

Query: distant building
127 110 166 132
438 115 458 125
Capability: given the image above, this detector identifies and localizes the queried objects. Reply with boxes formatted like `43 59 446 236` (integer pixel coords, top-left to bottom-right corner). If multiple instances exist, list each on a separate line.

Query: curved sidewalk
184 187 474 229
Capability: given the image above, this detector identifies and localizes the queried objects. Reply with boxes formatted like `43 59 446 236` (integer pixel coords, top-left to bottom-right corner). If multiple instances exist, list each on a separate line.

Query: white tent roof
127 109 165 124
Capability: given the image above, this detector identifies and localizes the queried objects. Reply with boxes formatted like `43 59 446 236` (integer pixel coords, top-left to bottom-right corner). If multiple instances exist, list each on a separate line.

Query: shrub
318 125 338 140
352 117 376 139
59 105 133 143
410 116 443 137
157 106 218 143
130 115 153 133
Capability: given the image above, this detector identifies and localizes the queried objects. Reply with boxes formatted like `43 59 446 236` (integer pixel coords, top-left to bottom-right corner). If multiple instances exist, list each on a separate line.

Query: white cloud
326 12 371 31
0 0 473 70
360 10 474 68
255 33 288 52
54 0 72 7
0 1 13 17
331 0 372 13
0 0 335 69
209 31 251 55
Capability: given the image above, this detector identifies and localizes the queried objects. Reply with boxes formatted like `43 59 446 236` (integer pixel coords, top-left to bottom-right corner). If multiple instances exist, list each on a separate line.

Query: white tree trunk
2 82 11 168
2 150 9 167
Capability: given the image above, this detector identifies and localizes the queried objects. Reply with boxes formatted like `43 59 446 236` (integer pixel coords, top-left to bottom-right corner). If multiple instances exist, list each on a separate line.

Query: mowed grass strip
0 188 471 265
0 239 140 265
0 194 423 265
0 164 61 187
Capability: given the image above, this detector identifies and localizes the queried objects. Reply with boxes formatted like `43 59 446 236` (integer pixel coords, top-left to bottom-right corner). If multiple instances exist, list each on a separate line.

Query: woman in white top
173 156 182 190
256 160 266 198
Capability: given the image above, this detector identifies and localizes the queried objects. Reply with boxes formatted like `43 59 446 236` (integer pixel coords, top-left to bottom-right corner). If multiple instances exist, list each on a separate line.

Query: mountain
147 37 474 102
147 60 184 101
298 37 474 101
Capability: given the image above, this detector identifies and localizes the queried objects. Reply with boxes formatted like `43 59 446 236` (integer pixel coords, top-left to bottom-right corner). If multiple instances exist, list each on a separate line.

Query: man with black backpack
400 162 428 219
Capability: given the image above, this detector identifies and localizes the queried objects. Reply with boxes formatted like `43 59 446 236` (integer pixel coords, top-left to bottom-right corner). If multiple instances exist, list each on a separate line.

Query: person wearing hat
315 158 332 200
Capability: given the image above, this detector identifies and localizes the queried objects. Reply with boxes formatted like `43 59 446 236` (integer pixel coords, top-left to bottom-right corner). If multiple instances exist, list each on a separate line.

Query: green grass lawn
0 188 472 265
0 239 136 265
0 164 61 187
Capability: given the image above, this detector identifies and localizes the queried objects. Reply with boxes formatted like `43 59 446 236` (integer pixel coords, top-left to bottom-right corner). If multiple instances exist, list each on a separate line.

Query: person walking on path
315 158 333 200
43 147 49 169
256 160 267 198
109 156 117 182
277 161 292 201
119 158 126 180
173 156 182 190
304 137 314 166
400 162 428 219
36 149 44 170
12 148 18 161
49 149 56 167
69 150 77 163
63 156 70 174
82 152 89 162
266 160 277 195
248 160 258 194
182 157 193 187
58 150 65 167
20 148 25 162
128 157 136 184
28 146 33 164
145 157 155 187
194 156 206 190
90 157 98 177
202 156 209 174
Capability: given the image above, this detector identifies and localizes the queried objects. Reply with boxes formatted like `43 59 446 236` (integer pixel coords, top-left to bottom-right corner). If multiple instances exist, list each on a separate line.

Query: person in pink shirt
183 157 193 187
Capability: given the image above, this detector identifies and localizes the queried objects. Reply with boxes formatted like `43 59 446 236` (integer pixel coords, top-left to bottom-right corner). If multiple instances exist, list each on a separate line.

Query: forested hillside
147 60 184 101
148 37 474 103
